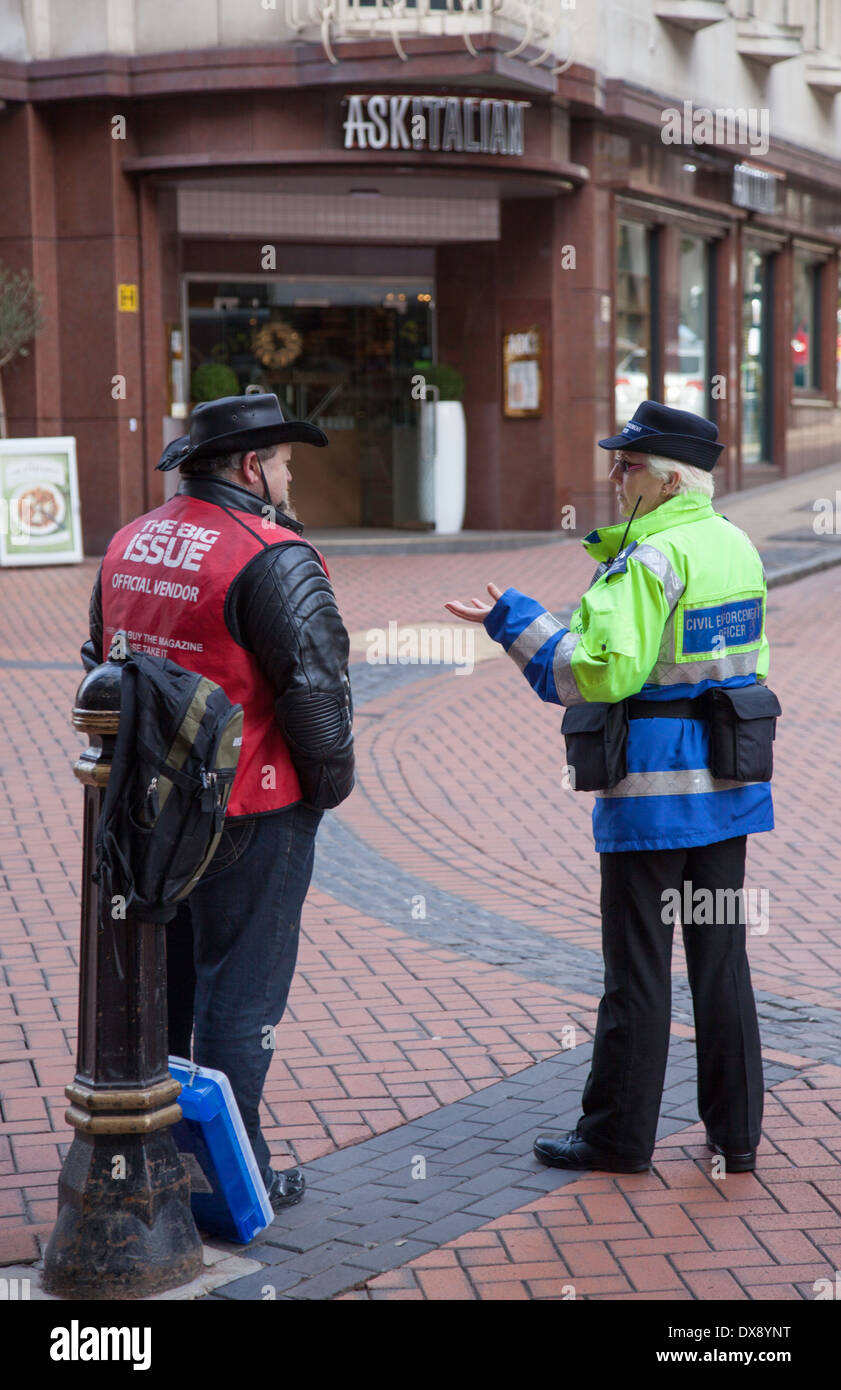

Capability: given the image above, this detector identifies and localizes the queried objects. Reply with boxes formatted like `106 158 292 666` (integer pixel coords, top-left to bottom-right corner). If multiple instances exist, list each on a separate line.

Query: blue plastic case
169 1056 274 1244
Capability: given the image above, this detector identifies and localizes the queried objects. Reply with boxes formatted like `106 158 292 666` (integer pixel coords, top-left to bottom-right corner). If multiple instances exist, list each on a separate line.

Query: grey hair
180 444 277 479
644 454 715 499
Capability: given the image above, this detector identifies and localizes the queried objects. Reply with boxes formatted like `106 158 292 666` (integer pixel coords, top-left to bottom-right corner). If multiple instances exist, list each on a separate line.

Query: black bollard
42 650 203 1299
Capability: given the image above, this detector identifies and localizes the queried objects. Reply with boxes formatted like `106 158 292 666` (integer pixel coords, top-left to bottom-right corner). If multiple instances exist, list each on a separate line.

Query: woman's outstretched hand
444 582 503 623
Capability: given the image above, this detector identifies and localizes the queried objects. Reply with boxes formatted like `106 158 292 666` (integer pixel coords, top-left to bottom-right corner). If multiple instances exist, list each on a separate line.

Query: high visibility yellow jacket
483 491 774 852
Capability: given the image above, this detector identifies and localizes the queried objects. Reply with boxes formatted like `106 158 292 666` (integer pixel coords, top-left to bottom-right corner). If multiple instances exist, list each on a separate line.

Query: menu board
503 328 542 418
0 437 83 567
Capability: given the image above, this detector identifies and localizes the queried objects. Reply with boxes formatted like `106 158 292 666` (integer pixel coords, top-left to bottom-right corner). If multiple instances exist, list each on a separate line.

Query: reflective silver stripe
507 612 565 672
597 768 761 799
632 544 685 611
647 650 759 684
552 630 583 704
655 608 677 666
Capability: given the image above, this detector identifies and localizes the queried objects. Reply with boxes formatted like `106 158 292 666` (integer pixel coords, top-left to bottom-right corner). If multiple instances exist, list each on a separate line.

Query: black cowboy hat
156 393 327 471
598 400 724 471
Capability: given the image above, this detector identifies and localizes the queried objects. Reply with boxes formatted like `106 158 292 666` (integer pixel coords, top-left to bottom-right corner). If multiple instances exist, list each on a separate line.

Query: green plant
0 262 45 438
413 360 464 402
191 361 240 403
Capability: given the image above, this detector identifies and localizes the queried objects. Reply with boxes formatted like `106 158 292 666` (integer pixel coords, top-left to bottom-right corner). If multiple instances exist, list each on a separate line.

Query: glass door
670 235 708 415
741 249 771 465
184 277 435 528
615 221 654 422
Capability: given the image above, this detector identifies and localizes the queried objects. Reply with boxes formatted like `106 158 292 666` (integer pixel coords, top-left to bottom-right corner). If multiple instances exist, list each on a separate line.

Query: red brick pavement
343 1066 841 1301
260 890 600 1161
2 546 841 1298
0 877 603 1260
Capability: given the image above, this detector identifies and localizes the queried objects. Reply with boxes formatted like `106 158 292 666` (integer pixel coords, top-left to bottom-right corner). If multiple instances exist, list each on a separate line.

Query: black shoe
534 1132 650 1173
705 1132 756 1172
265 1166 306 1212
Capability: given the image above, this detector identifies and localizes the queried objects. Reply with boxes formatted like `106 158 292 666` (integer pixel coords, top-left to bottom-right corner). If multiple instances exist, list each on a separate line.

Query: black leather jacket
81 474 355 811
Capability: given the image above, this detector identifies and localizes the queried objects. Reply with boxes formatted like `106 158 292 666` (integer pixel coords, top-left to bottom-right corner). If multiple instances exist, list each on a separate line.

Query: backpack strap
135 735 201 791
93 656 140 918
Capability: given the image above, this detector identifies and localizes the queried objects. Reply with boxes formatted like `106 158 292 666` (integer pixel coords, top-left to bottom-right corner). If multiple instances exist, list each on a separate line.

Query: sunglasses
610 454 648 477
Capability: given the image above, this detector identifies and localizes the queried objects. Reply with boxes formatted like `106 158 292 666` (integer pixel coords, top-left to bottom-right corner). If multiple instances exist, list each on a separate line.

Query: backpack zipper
199 768 219 813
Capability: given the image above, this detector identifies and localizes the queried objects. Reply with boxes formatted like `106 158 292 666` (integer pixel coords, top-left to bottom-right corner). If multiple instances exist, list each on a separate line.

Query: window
837 267 841 393
742 248 772 464
667 235 709 416
184 275 436 528
615 221 655 421
792 251 822 391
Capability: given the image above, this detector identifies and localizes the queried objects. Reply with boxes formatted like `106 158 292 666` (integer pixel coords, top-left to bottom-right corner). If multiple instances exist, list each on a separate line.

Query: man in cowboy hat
82 393 355 1212
447 401 779 1176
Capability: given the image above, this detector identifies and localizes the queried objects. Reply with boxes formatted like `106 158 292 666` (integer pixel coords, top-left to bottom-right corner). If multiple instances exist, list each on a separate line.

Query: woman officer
446 400 780 1175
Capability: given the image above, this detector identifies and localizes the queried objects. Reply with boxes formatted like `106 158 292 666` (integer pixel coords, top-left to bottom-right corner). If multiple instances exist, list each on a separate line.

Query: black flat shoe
705 1133 756 1172
266 1166 306 1211
534 1132 650 1173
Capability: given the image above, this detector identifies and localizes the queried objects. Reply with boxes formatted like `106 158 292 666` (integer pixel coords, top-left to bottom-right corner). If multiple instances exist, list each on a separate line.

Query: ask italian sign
342 94 530 156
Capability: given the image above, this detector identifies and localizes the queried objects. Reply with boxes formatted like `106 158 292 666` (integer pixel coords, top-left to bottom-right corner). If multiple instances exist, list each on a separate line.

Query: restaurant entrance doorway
183 275 436 527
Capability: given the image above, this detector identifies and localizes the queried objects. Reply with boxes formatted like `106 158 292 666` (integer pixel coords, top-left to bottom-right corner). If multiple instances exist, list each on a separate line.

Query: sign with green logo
0 437 83 567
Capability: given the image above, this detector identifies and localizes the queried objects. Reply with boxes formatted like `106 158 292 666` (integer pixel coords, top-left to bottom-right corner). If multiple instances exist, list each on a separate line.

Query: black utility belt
561 685 782 792
627 697 707 720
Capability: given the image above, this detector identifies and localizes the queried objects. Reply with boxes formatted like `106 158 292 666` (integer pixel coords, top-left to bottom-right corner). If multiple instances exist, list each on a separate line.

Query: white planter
419 399 466 534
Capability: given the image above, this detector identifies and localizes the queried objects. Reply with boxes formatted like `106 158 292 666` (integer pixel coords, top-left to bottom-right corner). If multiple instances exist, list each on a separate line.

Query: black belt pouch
708 684 782 782
561 701 629 792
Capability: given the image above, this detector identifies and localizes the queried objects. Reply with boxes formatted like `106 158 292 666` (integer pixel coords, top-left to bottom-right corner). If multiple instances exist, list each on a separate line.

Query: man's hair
179 444 277 479
644 454 715 499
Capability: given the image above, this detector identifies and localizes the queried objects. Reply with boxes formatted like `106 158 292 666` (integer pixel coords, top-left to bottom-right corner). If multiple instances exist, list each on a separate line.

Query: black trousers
576 835 763 1162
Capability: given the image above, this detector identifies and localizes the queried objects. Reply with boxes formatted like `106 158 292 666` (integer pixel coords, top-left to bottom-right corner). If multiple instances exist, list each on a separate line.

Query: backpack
93 634 244 924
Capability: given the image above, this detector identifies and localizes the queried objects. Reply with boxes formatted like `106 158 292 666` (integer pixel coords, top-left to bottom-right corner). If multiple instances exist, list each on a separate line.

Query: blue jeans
166 803 323 1181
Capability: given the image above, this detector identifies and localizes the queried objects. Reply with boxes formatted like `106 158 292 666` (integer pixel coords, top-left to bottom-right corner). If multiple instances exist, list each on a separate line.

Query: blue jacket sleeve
483 588 573 705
